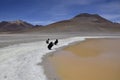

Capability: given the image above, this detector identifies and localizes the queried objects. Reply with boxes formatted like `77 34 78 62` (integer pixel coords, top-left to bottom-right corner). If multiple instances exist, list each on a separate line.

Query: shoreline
46 38 119 80
41 37 86 80
41 38 91 80
42 52 61 80
42 40 85 80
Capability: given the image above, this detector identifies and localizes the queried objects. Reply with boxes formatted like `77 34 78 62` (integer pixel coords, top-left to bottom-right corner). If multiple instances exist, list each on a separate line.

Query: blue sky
0 0 120 25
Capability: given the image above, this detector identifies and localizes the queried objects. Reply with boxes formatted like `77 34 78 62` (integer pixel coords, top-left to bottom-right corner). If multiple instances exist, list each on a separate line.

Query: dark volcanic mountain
39 13 120 33
0 20 33 32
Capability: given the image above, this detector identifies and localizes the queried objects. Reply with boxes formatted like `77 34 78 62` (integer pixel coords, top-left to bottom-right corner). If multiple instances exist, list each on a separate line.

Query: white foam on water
0 37 85 80
0 36 119 80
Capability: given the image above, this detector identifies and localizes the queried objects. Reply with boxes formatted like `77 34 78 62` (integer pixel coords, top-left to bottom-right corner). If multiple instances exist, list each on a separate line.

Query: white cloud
101 14 120 20
100 14 120 23
48 0 103 17
98 1 120 13
97 1 120 23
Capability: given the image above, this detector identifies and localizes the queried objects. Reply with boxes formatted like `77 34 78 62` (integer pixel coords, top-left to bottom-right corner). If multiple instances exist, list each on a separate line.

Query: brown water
49 39 120 80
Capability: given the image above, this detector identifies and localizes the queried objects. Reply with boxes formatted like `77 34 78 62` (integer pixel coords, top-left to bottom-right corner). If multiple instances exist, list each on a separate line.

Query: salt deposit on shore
0 37 85 80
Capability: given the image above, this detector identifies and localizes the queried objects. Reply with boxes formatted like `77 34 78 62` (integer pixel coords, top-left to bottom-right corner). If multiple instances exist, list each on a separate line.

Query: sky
0 0 120 25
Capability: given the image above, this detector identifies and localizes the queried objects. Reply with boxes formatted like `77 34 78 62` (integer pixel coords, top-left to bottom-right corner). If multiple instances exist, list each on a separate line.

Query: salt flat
0 36 85 80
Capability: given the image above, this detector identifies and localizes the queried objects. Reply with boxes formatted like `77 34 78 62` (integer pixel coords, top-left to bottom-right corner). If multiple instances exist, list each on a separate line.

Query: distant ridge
40 13 120 33
0 13 120 33
0 20 34 32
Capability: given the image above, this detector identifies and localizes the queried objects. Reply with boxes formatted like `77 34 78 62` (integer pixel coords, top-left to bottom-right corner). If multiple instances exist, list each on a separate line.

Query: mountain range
0 20 34 32
0 13 120 33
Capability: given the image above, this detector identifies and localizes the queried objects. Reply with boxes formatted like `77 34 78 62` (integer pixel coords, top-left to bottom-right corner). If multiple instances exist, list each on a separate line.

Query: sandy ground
0 33 74 48
0 33 120 48
48 38 120 80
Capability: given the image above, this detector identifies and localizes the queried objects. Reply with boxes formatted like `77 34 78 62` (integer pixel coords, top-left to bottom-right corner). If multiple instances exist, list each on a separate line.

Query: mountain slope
38 13 120 33
0 20 33 32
